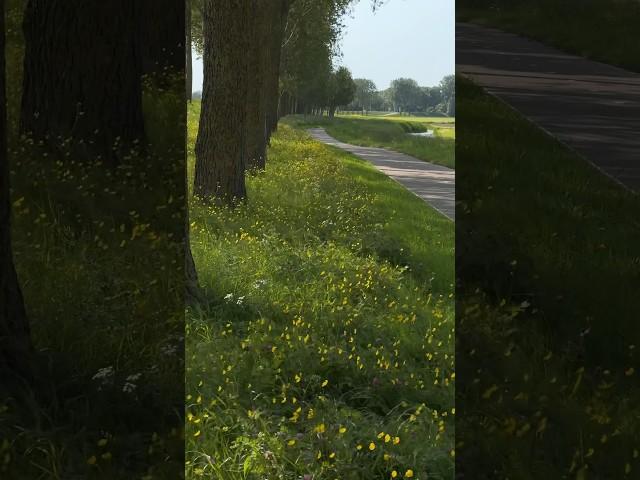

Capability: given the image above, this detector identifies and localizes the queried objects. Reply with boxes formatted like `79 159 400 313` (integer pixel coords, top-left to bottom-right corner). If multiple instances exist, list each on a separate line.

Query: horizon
192 0 454 93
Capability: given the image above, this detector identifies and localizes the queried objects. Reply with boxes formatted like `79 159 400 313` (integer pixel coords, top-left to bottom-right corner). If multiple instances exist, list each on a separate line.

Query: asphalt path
457 22 640 191
308 128 455 220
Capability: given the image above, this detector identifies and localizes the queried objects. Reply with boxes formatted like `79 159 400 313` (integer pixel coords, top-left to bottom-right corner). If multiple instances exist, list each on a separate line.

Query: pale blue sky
337 0 454 89
192 0 454 92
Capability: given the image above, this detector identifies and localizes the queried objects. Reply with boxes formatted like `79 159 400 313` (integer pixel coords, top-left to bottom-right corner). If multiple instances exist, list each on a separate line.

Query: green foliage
351 78 378 111
389 78 421 113
280 0 354 112
186 103 454 479
328 66 357 111
456 76 640 478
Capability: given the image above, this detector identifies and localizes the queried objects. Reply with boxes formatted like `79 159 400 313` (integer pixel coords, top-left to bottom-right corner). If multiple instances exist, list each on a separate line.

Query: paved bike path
457 22 640 191
308 128 455 220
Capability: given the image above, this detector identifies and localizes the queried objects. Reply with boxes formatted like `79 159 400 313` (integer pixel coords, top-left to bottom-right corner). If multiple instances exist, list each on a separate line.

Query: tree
351 78 377 111
390 78 421 113
186 0 192 101
447 93 455 116
20 0 146 165
328 66 356 117
439 74 455 107
1 0 31 373
279 0 353 116
194 0 250 202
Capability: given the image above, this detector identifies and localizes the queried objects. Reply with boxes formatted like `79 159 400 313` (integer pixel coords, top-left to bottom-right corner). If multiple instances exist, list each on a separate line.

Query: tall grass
2 3 185 474
186 103 455 479
456 76 640 478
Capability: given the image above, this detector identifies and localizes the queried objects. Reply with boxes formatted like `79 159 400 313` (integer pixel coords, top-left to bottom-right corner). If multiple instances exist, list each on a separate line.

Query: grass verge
284 115 455 169
456 75 640 478
186 102 454 479
457 0 640 72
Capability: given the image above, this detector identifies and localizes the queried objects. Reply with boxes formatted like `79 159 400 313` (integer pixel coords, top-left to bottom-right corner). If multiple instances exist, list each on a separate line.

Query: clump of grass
186 104 454 479
285 115 455 169
456 76 640 478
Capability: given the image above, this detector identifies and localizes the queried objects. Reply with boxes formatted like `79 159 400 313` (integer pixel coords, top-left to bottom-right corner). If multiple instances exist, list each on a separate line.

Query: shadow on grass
456 75 640 478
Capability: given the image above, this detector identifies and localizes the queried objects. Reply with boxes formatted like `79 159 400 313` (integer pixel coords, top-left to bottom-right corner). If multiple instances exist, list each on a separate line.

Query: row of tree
189 0 371 204
2 0 384 364
347 74 455 116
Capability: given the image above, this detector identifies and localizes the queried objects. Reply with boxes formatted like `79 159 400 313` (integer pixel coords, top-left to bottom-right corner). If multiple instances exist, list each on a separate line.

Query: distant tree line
346 74 455 116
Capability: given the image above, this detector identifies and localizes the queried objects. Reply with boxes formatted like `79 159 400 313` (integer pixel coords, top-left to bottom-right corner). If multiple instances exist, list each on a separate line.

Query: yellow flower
405 470 414 478
391 471 398 478
287 439 296 446
314 423 326 434
384 434 391 443
193 430 201 437
369 442 376 451
339 426 347 434
322 379 329 387
393 436 400 445
356 444 363 450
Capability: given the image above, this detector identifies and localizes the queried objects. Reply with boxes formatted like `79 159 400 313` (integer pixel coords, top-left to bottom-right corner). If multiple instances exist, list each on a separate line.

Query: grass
456 75 640 478
1 3 185 477
186 102 454 479
283 115 455 169
339 113 456 124
457 0 640 72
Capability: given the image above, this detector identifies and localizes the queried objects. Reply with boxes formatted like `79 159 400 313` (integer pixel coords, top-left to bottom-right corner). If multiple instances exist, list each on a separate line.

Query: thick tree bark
265 0 291 138
245 0 269 170
140 0 185 79
1 0 31 372
194 0 249 202
20 0 145 165
186 0 193 102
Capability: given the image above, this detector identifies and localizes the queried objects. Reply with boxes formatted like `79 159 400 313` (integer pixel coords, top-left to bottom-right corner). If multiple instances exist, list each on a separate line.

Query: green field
456 76 640 478
186 102 454 479
285 115 455 169
339 113 455 124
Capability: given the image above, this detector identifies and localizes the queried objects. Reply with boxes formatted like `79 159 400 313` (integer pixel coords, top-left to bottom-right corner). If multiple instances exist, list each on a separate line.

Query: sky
191 0 454 93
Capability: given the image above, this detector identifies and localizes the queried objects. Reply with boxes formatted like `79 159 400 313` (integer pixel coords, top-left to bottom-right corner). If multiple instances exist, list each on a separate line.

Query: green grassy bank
458 0 640 72
186 103 454 479
285 115 455 169
456 75 640 478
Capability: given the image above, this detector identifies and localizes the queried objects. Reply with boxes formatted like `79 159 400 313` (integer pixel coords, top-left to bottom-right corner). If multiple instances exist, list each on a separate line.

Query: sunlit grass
284 115 455 169
186 103 454 479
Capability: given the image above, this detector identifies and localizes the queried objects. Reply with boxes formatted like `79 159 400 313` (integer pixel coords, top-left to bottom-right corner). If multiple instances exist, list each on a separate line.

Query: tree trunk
265 0 290 138
1 0 32 373
186 0 193 102
194 0 249 202
20 0 145 165
245 0 269 170
140 0 185 79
